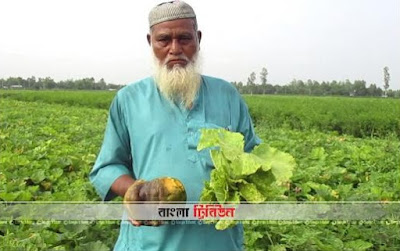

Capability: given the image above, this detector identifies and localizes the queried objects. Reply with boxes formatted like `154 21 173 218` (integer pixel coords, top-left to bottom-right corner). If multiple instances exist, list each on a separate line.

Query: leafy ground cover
2 90 399 138
245 95 400 138
0 99 119 250
1 91 399 250
244 128 400 250
0 90 114 109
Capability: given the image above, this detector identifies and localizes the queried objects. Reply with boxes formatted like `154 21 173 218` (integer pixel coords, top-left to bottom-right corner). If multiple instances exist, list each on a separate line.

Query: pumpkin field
1 90 399 250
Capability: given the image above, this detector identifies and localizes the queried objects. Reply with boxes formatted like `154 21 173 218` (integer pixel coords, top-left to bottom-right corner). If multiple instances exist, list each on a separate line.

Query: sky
0 0 399 89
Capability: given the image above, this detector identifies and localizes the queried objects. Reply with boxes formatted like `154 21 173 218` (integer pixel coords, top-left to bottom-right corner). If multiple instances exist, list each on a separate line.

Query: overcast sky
0 0 399 89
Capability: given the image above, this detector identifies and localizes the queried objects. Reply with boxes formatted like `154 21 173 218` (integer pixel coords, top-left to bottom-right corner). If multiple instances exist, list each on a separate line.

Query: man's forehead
151 18 196 35
148 1 197 29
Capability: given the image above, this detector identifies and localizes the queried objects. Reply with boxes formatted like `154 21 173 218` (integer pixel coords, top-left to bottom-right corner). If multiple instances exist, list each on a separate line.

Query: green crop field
1 90 400 250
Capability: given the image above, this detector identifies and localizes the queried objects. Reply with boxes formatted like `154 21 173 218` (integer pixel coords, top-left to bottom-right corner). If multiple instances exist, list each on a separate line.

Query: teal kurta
90 75 260 251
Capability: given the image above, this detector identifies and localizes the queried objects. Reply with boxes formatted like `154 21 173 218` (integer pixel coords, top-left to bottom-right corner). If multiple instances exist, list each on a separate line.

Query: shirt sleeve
89 93 133 201
237 96 262 153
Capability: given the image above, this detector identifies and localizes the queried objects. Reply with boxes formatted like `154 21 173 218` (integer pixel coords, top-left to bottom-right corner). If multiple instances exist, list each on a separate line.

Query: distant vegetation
233 66 400 98
233 79 400 98
1 74 399 97
244 95 400 138
0 76 123 90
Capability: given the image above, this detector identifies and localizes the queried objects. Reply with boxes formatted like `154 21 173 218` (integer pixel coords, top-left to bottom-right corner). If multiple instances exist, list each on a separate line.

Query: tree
259 67 268 85
367 84 383 96
344 79 353 96
41 77 56 89
235 81 244 93
96 78 107 90
247 72 256 86
26 76 36 89
288 79 306 94
247 72 256 95
264 84 275 94
383 66 390 97
353 80 367 96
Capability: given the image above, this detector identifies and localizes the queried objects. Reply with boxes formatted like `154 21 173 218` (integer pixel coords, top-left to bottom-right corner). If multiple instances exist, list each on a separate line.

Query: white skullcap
149 1 197 28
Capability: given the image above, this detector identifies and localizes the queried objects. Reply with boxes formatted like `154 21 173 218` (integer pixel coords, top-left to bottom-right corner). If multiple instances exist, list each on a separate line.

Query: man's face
147 18 202 69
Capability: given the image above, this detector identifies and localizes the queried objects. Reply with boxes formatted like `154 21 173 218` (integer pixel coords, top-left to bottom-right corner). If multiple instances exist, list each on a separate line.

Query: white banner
0 201 399 222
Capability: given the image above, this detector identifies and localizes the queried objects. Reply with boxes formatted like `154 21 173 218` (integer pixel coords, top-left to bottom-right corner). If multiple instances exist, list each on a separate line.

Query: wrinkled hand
123 177 186 227
123 179 164 226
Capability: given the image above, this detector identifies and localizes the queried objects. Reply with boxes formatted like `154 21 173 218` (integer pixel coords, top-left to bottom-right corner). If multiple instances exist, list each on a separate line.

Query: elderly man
90 1 260 250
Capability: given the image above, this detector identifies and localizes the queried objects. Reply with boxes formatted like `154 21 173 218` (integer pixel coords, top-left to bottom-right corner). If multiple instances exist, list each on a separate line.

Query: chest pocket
187 120 232 168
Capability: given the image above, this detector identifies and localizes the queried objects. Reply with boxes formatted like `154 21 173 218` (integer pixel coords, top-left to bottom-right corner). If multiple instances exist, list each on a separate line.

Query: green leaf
310 147 327 161
270 245 287 251
39 229 61 246
215 219 236 230
244 230 263 247
229 153 263 178
53 168 64 179
344 240 373 251
219 136 244 161
197 128 244 153
219 130 244 150
199 181 217 202
226 191 241 204
239 183 266 203
251 144 273 171
210 169 228 203
210 150 227 171
247 170 276 197
77 241 110 251
306 181 338 200
252 145 295 183
31 170 46 184
17 191 33 201
0 191 20 201
197 128 222 151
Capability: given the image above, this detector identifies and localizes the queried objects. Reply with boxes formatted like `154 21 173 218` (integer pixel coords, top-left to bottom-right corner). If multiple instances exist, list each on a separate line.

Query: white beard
152 52 202 109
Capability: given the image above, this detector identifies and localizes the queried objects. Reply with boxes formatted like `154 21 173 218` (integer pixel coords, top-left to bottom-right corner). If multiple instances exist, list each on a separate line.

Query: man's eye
179 37 192 44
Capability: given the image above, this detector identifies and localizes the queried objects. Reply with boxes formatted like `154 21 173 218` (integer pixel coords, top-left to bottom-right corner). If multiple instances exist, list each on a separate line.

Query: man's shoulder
116 77 155 98
121 77 154 92
201 75 238 94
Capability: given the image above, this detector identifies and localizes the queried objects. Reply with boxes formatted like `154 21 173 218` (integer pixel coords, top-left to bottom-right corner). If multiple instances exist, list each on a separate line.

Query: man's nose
169 39 182 55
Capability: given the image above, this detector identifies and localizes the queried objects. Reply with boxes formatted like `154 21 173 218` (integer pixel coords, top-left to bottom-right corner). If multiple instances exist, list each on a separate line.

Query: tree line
0 77 123 90
232 66 400 98
1 67 398 98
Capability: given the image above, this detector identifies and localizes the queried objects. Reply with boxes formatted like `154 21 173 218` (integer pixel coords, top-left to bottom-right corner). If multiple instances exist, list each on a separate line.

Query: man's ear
147 34 151 46
197 30 202 44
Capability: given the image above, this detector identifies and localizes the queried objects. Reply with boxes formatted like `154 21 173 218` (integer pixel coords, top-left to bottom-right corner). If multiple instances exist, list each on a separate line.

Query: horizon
1 75 399 91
